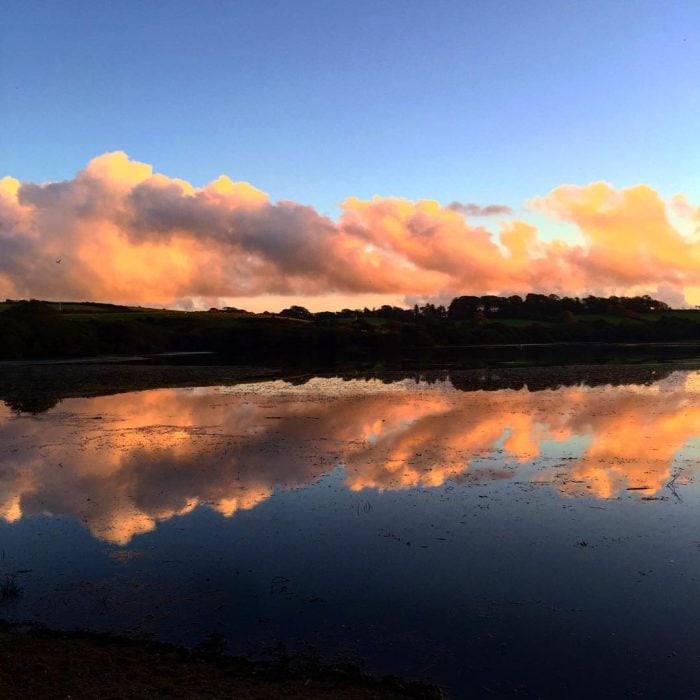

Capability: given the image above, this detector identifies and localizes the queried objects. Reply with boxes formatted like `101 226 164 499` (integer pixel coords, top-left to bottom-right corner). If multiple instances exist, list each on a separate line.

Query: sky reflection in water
0 370 698 697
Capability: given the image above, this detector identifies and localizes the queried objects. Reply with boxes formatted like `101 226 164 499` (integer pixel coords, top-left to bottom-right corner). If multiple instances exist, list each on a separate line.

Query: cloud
447 201 514 217
0 152 698 306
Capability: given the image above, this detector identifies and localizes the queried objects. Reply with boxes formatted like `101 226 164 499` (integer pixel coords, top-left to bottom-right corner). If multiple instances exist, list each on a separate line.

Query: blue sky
2 0 699 216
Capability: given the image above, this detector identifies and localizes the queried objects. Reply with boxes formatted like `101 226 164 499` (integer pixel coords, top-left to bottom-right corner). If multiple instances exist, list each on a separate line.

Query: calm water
0 367 699 697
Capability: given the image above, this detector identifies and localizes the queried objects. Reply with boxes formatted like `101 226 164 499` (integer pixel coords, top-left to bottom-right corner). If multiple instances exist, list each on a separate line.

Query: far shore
0 296 697 364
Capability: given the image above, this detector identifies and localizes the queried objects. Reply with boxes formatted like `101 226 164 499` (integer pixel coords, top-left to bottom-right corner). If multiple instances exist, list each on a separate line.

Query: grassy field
0 301 149 314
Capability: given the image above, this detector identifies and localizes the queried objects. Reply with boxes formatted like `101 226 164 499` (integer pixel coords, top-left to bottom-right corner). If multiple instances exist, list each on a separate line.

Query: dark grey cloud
447 202 514 217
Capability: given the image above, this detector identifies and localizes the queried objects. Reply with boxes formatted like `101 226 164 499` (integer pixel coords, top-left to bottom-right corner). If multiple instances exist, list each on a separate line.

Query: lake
0 364 699 697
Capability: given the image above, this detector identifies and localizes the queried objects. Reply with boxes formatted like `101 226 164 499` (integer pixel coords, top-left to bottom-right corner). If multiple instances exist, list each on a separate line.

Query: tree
279 305 313 320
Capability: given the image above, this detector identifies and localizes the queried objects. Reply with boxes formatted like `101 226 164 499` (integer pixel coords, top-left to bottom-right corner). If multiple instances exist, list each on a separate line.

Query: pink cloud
0 153 698 307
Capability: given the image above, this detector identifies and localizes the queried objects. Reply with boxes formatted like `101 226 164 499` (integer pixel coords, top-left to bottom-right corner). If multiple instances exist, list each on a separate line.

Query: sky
1 0 699 310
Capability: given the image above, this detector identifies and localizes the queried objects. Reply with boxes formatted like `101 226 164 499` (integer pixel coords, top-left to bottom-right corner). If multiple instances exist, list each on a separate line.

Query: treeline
0 296 698 363
278 293 673 322
447 293 670 320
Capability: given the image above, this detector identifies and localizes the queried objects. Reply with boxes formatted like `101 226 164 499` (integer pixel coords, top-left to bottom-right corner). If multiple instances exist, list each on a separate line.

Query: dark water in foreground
0 367 699 697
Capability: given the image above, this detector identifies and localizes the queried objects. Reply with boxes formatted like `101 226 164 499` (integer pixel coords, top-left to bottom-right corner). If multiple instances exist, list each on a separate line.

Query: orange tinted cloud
0 152 698 307
530 183 700 290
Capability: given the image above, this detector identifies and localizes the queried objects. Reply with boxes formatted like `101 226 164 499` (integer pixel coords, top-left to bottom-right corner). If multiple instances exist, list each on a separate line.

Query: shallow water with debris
0 366 699 697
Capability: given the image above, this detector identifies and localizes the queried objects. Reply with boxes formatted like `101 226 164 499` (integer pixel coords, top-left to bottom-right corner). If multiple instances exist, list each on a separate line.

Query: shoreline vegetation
0 294 698 363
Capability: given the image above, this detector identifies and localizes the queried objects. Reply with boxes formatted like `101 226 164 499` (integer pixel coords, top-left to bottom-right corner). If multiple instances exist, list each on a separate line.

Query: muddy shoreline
0 620 443 699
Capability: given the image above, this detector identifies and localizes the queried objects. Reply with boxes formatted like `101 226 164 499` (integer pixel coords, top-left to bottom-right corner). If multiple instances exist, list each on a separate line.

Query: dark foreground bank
0 622 442 699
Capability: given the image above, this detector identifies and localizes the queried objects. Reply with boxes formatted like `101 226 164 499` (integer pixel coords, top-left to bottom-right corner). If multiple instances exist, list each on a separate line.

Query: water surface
0 367 698 697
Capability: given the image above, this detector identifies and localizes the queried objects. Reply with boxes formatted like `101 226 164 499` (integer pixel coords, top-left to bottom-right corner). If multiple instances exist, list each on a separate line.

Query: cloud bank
0 152 698 307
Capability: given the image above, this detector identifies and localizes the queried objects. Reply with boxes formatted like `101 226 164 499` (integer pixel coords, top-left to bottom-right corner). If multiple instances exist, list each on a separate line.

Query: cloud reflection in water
0 373 697 544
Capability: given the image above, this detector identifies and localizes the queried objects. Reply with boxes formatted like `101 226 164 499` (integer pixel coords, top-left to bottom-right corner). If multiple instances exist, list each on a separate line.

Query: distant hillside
0 296 698 362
